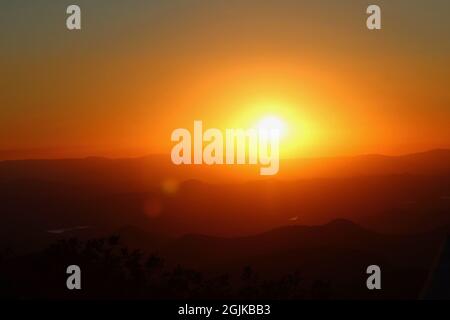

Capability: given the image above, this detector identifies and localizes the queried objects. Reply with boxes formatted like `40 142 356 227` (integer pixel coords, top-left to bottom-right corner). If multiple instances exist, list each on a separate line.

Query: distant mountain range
0 150 449 246
1 148 449 299
0 149 449 188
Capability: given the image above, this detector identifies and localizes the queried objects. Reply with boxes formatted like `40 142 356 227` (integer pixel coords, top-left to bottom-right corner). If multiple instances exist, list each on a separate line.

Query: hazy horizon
1 146 449 162
1 0 449 160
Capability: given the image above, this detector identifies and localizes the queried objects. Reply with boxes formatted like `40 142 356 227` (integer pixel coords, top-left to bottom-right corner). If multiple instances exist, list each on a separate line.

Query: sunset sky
0 0 449 160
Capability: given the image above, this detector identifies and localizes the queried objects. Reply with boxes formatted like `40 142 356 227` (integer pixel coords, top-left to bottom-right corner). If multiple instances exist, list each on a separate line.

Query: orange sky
0 0 449 160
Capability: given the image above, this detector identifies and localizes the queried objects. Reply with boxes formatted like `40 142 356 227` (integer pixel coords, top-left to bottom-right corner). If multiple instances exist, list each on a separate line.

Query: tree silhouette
0 236 332 299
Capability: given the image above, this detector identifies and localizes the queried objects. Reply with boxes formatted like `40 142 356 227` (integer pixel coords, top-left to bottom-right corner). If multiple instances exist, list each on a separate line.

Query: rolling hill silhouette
0 150 449 298
155 219 446 299
0 149 449 187
0 150 449 248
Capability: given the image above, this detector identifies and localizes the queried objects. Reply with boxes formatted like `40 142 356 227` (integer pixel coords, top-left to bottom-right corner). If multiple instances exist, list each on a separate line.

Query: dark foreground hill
0 219 446 299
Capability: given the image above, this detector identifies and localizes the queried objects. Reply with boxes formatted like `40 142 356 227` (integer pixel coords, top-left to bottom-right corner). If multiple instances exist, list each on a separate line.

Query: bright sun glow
229 101 306 158
256 116 287 137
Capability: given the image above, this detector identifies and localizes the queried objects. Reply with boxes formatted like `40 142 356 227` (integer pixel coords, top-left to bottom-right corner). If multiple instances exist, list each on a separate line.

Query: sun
256 116 287 138
228 101 304 158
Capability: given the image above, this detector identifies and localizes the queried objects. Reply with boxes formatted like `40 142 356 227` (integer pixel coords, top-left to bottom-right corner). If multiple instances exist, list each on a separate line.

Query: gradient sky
0 0 449 159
